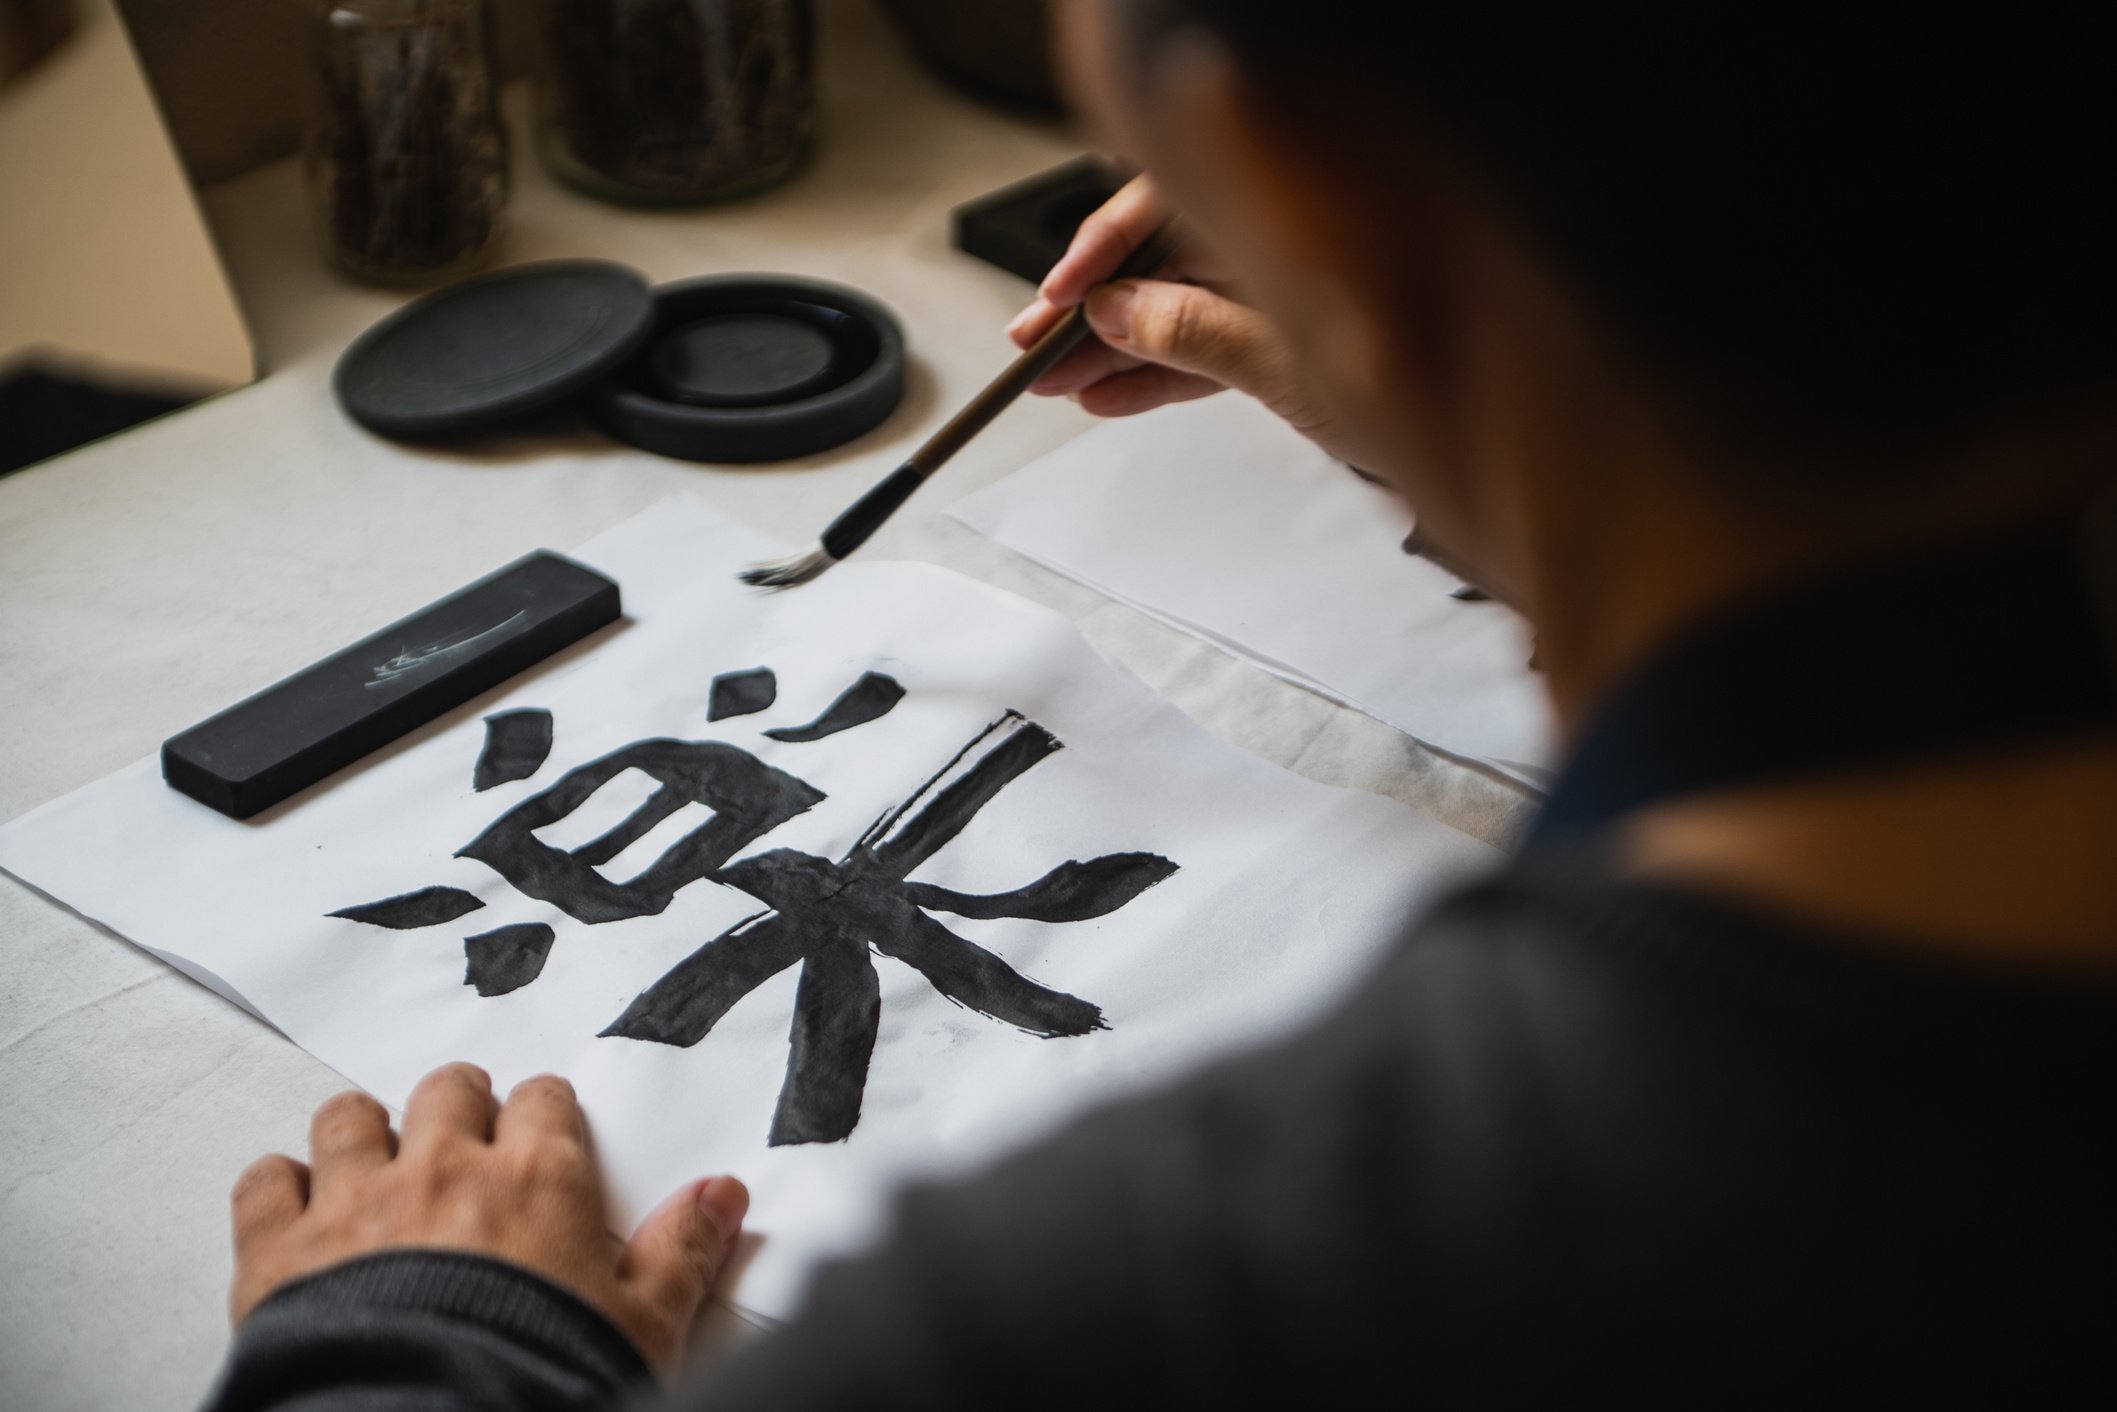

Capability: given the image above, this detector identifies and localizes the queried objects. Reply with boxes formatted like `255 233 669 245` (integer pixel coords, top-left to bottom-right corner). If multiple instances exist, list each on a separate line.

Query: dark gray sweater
202 863 2116 1408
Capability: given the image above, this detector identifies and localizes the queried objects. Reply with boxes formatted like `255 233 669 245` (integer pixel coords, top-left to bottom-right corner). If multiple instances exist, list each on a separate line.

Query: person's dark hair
1122 4 2117 476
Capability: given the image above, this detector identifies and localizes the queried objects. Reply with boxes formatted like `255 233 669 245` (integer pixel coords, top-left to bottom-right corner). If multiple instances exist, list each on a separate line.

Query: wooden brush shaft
909 221 1184 478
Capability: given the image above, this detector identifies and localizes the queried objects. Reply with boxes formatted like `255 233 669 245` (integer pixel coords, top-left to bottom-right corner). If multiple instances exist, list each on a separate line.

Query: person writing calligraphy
203 3 2117 1406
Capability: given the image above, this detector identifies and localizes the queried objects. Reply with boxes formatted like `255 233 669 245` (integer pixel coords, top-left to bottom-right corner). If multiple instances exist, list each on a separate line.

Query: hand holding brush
739 220 1185 589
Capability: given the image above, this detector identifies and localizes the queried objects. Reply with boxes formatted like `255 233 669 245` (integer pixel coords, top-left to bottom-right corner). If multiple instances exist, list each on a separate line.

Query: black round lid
586 275 906 463
334 261 656 439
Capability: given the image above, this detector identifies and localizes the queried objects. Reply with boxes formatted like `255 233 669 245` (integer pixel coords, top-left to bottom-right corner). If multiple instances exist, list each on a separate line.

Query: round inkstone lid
334 261 657 439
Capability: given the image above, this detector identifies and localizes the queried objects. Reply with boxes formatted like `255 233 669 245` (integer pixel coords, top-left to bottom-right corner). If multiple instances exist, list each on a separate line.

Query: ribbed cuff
253 1249 653 1392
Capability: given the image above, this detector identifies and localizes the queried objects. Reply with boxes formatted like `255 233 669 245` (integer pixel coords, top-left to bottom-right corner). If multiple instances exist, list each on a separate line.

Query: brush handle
908 221 1186 477
818 221 1184 563
820 463 926 560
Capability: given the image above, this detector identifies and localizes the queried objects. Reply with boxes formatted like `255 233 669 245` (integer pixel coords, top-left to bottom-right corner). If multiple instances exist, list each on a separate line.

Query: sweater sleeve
201 1250 655 1412
191 871 2091 1410
199 988 1425 1412
679 976 1453 1412
199 888 1558 1412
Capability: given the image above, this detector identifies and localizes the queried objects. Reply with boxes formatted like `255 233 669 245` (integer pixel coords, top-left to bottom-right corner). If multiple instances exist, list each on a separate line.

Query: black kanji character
330 674 1179 1146
603 711 1177 1144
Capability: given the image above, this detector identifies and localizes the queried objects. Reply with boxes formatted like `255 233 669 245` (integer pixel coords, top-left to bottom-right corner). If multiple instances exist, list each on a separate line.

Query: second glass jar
531 0 815 205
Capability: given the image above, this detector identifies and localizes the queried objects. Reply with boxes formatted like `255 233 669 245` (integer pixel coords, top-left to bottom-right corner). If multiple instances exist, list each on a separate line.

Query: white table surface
0 5 1533 1407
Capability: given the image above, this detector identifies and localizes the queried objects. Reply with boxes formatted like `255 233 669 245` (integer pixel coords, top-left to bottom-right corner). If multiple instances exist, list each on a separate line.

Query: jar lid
334 261 657 439
585 275 907 463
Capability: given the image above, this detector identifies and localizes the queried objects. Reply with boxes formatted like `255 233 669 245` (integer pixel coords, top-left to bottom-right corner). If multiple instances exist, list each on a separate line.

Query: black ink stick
163 553 619 819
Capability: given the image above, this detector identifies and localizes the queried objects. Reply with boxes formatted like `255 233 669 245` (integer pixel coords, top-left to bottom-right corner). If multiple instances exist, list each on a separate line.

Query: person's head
1060 2 2117 708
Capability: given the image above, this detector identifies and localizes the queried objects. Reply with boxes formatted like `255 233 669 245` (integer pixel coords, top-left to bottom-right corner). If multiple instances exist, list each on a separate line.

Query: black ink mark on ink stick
463 923 556 996
606 711 1178 1147
331 885 485 929
472 709 554 791
764 672 906 742
707 668 778 722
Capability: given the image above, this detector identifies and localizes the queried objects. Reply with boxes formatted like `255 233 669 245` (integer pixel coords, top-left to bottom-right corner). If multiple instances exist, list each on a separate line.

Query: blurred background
0 0 254 472
0 0 1064 471
120 0 1060 188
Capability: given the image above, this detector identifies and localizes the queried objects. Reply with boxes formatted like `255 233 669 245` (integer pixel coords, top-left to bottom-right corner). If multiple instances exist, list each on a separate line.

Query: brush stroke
330 885 485 930
770 935 882 1146
904 851 1179 922
858 713 1060 872
347 702 1175 1147
707 667 778 722
463 923 555 996
568 783 690 868
606 711 1173 1146
873 899 1105 1037
458 739 823 924
472 709 554 791
764 672 906 742
602 911 803 1045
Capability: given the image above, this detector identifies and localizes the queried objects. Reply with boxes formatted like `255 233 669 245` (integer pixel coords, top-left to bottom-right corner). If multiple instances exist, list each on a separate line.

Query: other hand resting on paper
1008 174 1373 471
226 1062 748 1372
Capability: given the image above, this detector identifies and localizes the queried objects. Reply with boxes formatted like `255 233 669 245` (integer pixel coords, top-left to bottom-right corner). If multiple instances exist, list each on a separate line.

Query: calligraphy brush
740 221 1185 589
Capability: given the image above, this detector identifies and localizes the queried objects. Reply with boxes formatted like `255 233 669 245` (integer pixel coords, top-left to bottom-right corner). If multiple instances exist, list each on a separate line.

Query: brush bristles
738 543 837 590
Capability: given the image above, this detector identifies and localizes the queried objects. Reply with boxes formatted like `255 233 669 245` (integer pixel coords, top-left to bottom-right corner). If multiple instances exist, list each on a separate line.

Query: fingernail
1085 282 1136 341
696 1176 748 1240
1004 306 1033 339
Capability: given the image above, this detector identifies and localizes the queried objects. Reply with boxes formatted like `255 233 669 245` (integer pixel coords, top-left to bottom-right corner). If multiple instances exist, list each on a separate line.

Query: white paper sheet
950 396 1559 786
0 495 1497 1322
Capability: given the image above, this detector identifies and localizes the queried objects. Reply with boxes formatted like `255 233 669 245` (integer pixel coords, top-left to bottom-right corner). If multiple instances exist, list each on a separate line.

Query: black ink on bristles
738 542 835 591
741 462 924 590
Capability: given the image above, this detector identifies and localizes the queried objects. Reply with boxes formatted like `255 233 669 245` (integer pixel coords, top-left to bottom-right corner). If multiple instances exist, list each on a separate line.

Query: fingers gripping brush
740 222 1184 589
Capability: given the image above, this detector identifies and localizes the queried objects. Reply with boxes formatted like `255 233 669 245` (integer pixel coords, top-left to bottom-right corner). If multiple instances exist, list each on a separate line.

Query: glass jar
306 0 508 285
531 0 814 206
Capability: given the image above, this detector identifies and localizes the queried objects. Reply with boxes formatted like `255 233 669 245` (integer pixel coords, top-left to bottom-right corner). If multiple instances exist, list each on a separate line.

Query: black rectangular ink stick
163 552 619 820
952 155 1125 285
